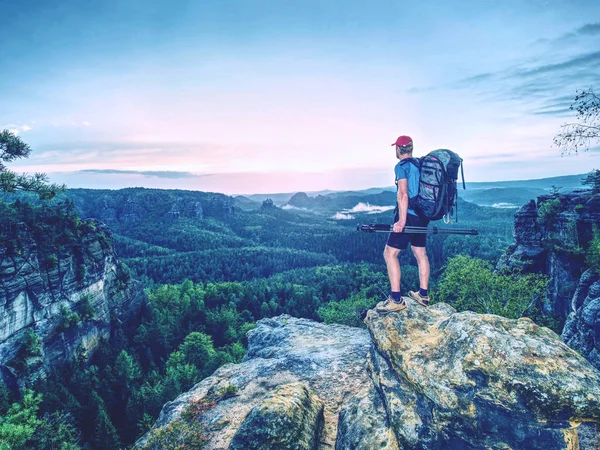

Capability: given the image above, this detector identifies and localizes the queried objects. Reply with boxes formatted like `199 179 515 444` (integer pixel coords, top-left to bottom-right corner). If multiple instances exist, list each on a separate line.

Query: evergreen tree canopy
0 130 65 199
583 169 600 195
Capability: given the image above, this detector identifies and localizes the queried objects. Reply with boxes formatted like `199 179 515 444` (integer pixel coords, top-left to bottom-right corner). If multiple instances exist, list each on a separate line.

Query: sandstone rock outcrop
138 303 600 449
136 316 372 449
499 191 599 321
562 269 600 371
366 299 600 449
504 191 599 317
0 220 146 387
229 382 324 450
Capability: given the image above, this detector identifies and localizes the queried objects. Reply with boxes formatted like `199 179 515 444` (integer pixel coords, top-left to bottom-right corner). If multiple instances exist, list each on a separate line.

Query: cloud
531 107 572 117
27 140 231 171
78 169 205 179
341 202 395 214
469 152 521 161
332 212 355 220
576 23 600 36
406 42 600 129
452 72 494 88
2 124 33 135
282 204 308 211
514 50 600 78
408 19 600 107
557 23 600 42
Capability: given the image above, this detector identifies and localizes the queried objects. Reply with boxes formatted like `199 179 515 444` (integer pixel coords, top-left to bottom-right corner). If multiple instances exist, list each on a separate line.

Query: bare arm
394 178 409 233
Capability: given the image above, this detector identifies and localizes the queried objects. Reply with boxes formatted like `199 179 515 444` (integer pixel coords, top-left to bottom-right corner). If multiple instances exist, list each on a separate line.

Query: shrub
6 329 43 374
537 199 562 227
45 254 58 270
586 227 600 268
79 295 96 320
56 305 81 333
22 328 42 357
436 255 549 320
216 384 237 400
140 399 213 450
317 290 377 327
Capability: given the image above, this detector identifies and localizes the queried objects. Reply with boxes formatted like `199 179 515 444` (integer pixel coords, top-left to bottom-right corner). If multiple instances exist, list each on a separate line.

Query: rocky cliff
499 190 600 321
498 190 600 374
562 269 600 371
137 300 600 450
0 215 146 388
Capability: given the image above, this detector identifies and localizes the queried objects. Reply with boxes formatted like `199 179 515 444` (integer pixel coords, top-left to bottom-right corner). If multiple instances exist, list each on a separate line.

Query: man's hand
393 221 405 233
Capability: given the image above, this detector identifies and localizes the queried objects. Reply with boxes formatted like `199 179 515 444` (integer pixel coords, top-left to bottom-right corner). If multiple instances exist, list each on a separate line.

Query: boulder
138 306 600 450
135 315 372 450
229 382 324 450
365 298 600 449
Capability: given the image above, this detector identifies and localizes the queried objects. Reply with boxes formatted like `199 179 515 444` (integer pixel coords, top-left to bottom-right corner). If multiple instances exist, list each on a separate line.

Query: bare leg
411 246 430 291
383 245 402 292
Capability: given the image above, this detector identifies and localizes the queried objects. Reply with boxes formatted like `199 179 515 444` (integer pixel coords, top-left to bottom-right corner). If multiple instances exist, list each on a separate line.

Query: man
376 135 431 314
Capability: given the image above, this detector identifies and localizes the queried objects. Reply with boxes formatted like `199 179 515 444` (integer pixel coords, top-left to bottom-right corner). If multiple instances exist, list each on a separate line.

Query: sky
1 0 599 195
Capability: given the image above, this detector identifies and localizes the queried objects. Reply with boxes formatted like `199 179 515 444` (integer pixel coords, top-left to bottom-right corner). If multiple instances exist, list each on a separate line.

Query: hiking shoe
408 291 430 307
376 296 407 314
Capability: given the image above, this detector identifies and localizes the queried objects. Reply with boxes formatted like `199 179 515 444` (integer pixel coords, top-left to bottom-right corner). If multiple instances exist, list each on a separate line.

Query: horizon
60 170 588 198
2 0 599 194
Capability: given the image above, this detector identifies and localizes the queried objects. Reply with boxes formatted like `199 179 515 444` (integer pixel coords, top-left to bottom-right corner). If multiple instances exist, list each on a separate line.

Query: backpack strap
398 158 421 211
395 158 419 187
399 157 421 170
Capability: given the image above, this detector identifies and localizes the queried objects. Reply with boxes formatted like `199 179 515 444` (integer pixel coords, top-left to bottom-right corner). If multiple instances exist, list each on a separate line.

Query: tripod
357 224 478 235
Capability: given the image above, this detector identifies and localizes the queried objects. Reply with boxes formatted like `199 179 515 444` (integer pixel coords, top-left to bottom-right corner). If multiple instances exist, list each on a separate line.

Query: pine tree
0 130 65 199
583 169 600 195
91 406 121 450
114 350 142 390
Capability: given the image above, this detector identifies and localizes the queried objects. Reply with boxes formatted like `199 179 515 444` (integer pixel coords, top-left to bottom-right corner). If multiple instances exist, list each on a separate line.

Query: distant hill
246 173 589 213
233 195 261 211
287 191 397 214
245 187 393 206
465 173 587 191
459 174 588 207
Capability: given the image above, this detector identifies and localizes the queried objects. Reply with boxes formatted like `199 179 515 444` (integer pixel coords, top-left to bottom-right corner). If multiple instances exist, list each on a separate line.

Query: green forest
0 186 569 449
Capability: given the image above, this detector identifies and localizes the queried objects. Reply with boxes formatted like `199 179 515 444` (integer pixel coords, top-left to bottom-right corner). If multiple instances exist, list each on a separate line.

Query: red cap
391 135 413 147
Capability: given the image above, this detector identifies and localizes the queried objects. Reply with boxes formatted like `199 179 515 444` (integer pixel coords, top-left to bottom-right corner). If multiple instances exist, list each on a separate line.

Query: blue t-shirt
394 159 419 216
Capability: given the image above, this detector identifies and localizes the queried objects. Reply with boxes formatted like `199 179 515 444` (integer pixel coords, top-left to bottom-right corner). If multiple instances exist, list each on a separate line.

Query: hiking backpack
401 149 465 222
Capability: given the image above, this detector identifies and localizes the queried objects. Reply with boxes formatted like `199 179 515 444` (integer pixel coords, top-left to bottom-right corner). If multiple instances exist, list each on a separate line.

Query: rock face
138 306 600 449
136 316 372 449
562 269 600 370
229 382 324 450
335 383 399 450
500 191 600 322
0 220 146 387
366 299 600 449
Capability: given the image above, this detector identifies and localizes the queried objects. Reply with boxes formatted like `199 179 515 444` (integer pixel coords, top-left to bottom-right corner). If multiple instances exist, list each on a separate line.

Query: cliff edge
137 299 600 450
0 214 146 388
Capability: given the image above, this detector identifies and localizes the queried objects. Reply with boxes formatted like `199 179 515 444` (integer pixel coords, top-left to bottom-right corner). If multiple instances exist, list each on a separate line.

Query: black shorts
386 211 430 250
